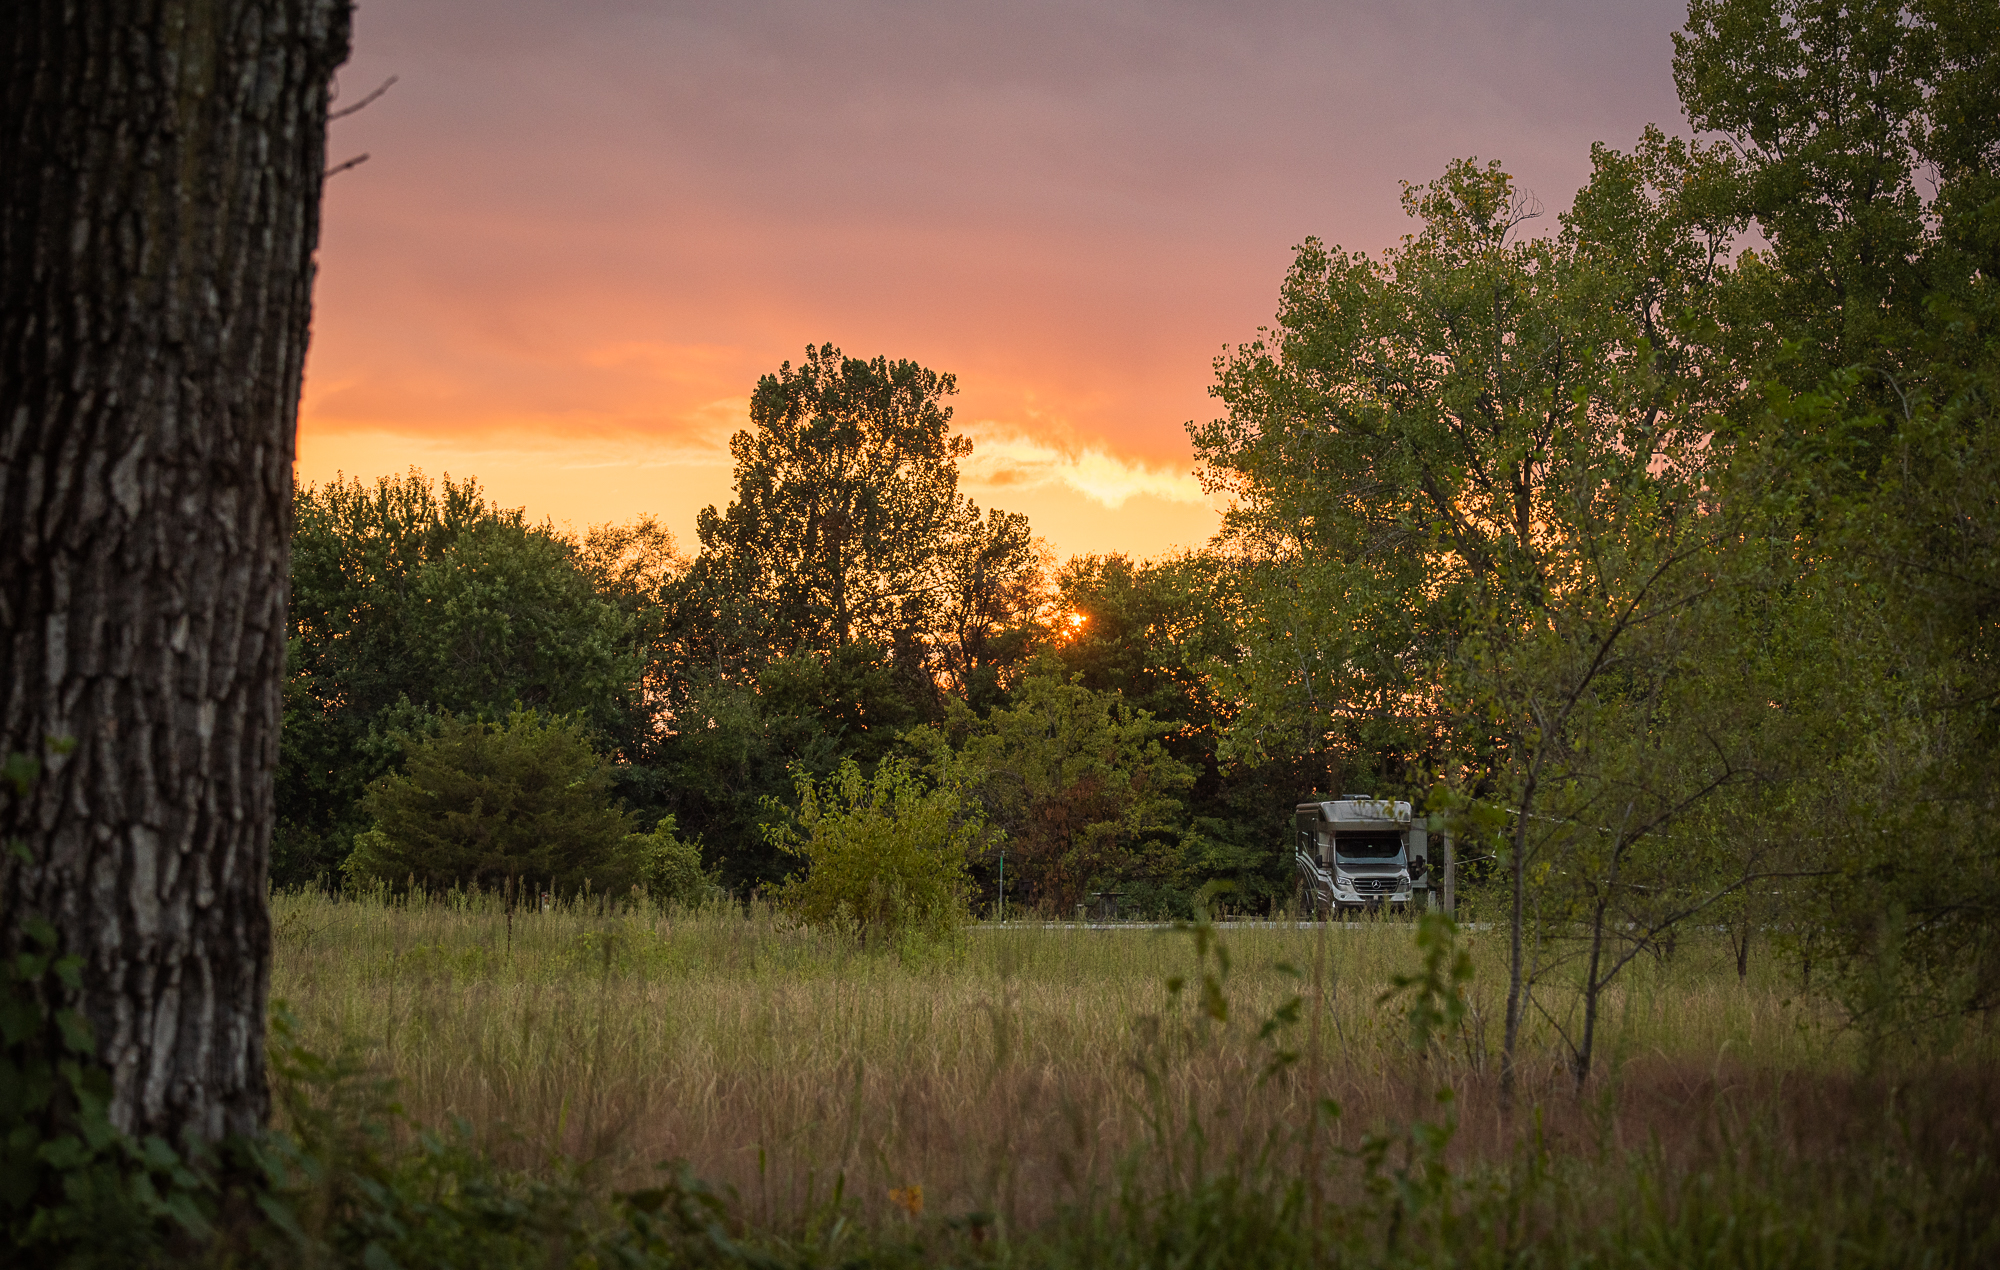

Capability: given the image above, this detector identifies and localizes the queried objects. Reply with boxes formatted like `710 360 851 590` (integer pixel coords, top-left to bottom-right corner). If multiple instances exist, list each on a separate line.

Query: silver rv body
1290 796 1430 915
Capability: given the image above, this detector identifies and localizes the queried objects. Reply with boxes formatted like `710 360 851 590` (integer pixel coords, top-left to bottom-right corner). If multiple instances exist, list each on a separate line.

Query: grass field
266 885 2000 1266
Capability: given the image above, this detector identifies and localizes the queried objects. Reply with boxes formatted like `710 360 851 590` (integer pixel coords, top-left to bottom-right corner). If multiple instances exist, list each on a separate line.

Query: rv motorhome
1290 796 1430 916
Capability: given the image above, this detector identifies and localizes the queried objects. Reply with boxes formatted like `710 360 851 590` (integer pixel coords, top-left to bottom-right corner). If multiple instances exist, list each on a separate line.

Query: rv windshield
1335 832 1404 861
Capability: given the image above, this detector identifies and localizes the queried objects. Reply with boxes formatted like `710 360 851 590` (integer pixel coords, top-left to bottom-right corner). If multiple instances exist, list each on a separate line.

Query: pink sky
301 0 1693 561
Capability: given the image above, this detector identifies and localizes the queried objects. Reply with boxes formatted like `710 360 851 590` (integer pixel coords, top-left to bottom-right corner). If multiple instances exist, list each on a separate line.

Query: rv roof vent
1341 794 1372 801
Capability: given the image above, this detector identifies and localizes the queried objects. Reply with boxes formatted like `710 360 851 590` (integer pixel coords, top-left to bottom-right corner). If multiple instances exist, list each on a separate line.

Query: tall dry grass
268 887 1989 1236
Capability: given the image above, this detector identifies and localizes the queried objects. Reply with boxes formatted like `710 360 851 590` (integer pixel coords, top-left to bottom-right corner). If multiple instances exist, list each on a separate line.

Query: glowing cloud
961 428 1206 509
302 0 1691 561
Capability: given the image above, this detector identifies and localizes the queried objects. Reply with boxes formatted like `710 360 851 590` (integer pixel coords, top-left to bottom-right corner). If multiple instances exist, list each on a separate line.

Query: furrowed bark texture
0 0 350 1143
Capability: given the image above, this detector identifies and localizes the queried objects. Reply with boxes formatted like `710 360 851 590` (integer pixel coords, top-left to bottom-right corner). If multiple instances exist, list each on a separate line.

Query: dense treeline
277 352 1308 917
280 0 1998 1049
1187 0 2000 1079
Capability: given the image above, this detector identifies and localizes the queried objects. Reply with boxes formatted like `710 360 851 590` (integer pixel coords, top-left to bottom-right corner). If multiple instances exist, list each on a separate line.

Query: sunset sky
301 0 1693 561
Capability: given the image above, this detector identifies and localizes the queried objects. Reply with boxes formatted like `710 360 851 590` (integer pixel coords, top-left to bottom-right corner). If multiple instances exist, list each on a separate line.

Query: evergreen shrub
343 712 639 895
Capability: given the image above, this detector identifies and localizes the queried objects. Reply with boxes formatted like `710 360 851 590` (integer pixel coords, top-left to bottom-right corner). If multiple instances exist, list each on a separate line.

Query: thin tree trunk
0 0 350 1144
1441 830 1455 917
1576 891 1612 1089
1500 775 1534 1110
1576 811 1635 1090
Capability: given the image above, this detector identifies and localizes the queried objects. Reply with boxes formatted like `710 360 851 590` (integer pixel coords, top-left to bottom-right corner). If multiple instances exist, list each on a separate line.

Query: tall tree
657 344 1045 883
1190 155 1729 777
0 0 350 1143
1193 155 1771 1098
1677 0 2000 1021
694 344 973 659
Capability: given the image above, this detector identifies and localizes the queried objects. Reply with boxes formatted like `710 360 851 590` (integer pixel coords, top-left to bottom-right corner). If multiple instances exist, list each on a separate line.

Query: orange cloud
301 0 1690 562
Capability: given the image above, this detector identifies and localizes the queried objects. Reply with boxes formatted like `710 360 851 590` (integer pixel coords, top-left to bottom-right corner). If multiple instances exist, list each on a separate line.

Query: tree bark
1500 775 1534 1111
1576 888 1612 1090
1 0 350 1144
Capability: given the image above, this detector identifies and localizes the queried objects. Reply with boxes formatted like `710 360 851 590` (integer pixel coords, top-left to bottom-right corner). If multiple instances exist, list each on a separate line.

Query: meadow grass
267 884 1998 1260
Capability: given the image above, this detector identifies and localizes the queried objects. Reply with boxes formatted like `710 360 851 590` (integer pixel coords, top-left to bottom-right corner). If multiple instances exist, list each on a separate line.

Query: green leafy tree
409 517 636 724
649 642 940 891
627 815 711 909
766 757 981 944
1191 153 1733 775
757 640 931 765
1448 504 1808 1089
1052 552 1300 911
1053 552 1236 742
912 653 1195 913
645 679 794 890
1674 0 1984 419
345 712 640 896
278 472 642 887
692 344 974 657
1673 0 2000 1023
280 471 491 882
675 344 1042 686
655 346 1047 885
1193 153 1791 1096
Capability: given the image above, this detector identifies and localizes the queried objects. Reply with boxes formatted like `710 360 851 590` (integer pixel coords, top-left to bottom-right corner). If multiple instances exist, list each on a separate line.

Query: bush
343 712 639 896
907 652 1193 913
765 758 981 945
629 815 711 908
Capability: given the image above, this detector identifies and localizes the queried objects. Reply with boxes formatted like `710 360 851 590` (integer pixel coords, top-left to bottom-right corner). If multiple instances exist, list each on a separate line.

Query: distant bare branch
323 153 369 179
329 74 398 121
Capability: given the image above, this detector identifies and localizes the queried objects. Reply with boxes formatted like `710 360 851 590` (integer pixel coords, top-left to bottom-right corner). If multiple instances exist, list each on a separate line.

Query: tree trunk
1441 830 1455 917
1500 780 1533 1110
0 0 350 1145
1575 892 1611 1090
1575 810 1636 1091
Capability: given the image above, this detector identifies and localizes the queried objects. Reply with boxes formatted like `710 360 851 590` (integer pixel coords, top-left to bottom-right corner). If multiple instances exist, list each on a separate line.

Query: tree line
286 4 2000 1077
1190 0 2000 1089
278 345 1312 917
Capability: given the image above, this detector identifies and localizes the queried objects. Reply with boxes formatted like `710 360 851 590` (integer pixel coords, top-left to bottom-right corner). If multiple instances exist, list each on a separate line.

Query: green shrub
906 652 1193 914
343 711 638 895
629 815 711 908
765 758 982 945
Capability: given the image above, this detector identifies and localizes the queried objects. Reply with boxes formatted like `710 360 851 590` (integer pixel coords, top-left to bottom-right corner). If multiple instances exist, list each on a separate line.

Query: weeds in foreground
267 881 1878 1214
8 893 1999 1266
